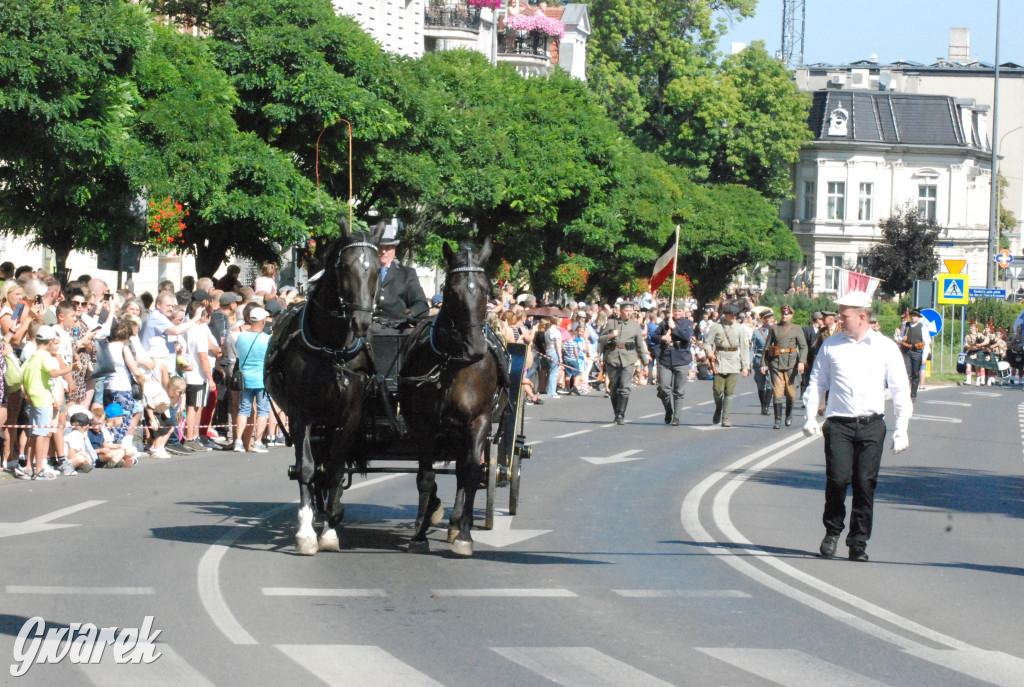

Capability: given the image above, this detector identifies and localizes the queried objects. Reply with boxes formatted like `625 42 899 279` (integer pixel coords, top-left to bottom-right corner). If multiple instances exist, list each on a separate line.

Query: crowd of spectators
0 260 291 480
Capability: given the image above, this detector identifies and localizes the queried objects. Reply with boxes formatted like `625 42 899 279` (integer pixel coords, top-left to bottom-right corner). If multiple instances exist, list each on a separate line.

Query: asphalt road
2 377 1023 686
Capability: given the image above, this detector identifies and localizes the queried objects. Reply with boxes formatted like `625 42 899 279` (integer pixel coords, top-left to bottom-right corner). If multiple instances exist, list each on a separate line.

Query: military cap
722 302 742 316
673 299 687 310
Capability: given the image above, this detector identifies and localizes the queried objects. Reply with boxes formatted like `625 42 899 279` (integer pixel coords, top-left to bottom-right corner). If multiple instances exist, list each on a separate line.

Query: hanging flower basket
553 254 590 295
148 196 187 247
504 12 565 38
468 0 501 8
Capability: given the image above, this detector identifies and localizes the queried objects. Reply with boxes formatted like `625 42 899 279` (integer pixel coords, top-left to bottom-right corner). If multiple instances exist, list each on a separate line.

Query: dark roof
808 90 984 148
805 60 1023 73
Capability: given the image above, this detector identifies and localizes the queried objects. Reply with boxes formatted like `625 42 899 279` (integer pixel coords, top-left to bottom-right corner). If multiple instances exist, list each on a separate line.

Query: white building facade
774 90 992 293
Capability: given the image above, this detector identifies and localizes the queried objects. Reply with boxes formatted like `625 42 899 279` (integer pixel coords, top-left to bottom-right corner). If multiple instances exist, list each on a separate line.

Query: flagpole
669 225 680 309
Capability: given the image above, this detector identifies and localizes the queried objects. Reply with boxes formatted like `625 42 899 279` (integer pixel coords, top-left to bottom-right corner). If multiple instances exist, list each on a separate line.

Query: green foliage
0 0 151 270
866 205 941 296
676 182 802 305
586 2 810 204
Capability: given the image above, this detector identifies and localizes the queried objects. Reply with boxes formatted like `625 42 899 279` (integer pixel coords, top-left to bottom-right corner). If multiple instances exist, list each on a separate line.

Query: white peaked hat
834 291 873 308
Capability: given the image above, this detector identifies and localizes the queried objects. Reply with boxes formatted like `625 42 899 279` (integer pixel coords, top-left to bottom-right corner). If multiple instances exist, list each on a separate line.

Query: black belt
828 413 883 425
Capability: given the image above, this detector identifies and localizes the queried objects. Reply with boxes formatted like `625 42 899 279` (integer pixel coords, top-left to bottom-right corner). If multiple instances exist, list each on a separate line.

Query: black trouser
903 348 922 397
822 414 886 547
656 361 687 402
606 364 633 413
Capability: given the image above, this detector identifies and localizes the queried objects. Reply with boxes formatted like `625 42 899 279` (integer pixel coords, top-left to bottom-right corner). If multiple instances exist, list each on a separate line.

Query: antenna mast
780 0 806 71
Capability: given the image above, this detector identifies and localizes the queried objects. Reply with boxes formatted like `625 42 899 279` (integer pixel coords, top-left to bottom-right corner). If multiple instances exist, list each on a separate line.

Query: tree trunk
195 241 228 279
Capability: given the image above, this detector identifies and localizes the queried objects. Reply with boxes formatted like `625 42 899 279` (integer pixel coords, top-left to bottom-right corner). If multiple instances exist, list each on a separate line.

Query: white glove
802 417 820 437
892 430 909 453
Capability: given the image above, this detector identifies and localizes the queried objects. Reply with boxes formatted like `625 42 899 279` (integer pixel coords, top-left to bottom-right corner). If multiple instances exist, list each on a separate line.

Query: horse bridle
303 239 379 359
429 263 489 362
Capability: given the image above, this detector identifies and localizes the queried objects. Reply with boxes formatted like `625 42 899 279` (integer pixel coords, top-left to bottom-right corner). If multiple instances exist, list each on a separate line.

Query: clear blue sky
717 0 1023 66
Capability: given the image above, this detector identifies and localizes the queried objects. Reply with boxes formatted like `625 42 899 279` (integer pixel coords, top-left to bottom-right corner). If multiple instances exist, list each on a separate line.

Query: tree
585 1 811 204
675 181 802 305
866 205 940 296
0 0 151 276
127 23 335 276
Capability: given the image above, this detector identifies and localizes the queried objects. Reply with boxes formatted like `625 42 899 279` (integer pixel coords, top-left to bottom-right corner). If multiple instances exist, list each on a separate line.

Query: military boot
721 396 734 427
671 399 683 426
760 388 771 415
615 394 628 425
662 396 673 425
712 397 723 425
773 401 783 430
785 398 794 427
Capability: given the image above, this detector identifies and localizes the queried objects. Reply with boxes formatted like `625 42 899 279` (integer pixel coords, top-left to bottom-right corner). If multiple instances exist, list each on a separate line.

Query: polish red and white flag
650 246 676 293
837 268 880 302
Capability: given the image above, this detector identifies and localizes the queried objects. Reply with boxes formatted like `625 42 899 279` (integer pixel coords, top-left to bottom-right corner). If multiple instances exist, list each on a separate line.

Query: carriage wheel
484 442 497 530
508 447 521 516
508 393 527 516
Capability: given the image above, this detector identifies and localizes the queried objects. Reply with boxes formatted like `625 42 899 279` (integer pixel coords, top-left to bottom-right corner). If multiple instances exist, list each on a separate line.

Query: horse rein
302 238 380 360
429 263 489 363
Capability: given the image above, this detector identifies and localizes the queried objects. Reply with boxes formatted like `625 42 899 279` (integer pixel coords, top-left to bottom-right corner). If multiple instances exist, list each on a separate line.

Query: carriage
265 229 529 556
287 335 531 532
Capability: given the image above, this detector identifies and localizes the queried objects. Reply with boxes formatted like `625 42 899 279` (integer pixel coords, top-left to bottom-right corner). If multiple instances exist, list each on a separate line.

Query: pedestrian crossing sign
937 273 969 304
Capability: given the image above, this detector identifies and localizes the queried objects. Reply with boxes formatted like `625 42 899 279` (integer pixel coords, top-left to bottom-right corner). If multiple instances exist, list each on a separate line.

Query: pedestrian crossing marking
493 647 674 687
697 648 893 686
276 645 444 686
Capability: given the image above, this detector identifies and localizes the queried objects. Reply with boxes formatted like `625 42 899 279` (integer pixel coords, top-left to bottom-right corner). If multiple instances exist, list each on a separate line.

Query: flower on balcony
468 0 501 8
504 12 565 38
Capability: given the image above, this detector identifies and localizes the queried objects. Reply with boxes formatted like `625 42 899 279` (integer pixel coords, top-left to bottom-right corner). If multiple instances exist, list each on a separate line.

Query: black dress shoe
849 546 869 562
819 534 839 558
614 415 625 425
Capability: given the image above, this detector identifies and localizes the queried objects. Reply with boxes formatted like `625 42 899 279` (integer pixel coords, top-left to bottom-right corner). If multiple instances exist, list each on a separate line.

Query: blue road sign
919 308 942 338
968 288 1007 299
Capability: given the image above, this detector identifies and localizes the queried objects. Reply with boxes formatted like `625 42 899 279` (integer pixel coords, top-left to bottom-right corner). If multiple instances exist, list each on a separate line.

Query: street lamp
987 0 1002 287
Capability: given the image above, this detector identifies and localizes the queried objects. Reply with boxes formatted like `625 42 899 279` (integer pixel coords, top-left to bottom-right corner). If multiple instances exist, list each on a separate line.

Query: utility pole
780 0 806 71
987 0 1002 287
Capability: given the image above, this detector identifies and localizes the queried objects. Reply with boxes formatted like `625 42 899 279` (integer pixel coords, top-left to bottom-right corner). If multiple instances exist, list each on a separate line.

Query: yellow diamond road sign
937 273 969 305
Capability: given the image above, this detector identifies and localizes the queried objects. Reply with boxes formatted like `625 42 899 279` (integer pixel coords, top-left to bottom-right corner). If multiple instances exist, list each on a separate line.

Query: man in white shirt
181 302 214 452
803 291 912 563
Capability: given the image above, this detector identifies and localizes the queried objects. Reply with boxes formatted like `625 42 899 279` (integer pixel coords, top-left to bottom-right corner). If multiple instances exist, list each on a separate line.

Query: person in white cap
802 288 912 563
233 304 272 453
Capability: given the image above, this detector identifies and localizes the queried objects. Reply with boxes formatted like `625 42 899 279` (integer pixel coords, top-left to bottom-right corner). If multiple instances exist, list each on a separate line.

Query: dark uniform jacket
376 261 428 322
764 323 808 372
655 318 694 367
599 318 649 367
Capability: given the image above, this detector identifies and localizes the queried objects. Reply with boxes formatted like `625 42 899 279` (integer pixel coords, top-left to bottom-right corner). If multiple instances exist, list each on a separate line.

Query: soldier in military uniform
598 301 649 425
702 302 749 427
654 299 694 426
762 305 808 429
898 309 927 400
750 310 774 416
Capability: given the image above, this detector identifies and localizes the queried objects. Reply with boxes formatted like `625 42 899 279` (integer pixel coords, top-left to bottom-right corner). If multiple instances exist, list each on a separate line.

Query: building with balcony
772 90 993 294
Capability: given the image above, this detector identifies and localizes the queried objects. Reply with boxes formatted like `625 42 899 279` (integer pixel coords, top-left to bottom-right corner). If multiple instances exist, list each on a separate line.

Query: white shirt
803 329 912 432
183 323 211 386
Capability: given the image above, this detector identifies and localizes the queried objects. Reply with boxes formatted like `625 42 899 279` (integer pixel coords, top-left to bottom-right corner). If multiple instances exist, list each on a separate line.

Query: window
858 182 873 221
918 184 937 221
803 181 816 220
824 254 843 291
826 182 845 220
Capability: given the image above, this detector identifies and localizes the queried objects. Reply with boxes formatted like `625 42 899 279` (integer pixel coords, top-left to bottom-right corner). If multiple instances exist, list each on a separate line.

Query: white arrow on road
0 500 106 539
580 449 643 465
473 514 550 549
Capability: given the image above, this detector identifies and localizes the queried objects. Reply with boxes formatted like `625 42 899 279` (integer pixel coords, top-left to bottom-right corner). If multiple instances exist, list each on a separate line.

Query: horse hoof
296 535 318 556
430 503 445 526
408 539 430 554
451 539 473 557
318 529 341 552
446 528 458 544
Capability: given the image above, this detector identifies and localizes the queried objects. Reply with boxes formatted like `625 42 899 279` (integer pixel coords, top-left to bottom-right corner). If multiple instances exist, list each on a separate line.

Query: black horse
398 238 498 557
264 220 385 555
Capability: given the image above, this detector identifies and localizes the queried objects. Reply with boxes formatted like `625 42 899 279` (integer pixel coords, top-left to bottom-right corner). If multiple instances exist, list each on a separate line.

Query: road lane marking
471 514 551 548
909 414 962 424
493 647 673 686
963 391 1000 397
277 645 443 686
432 588 576 597
639 412 662 419
199 473 405 646
555 430 591 439
697 401 713 406
0 500 106 539
525 440 543 446
697 648 893 687
613 589 751 598
683 433 1024 686
7 586 154 595
581 449 643 465
79 643 215 686
924 400 971 407
261 588 387 597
